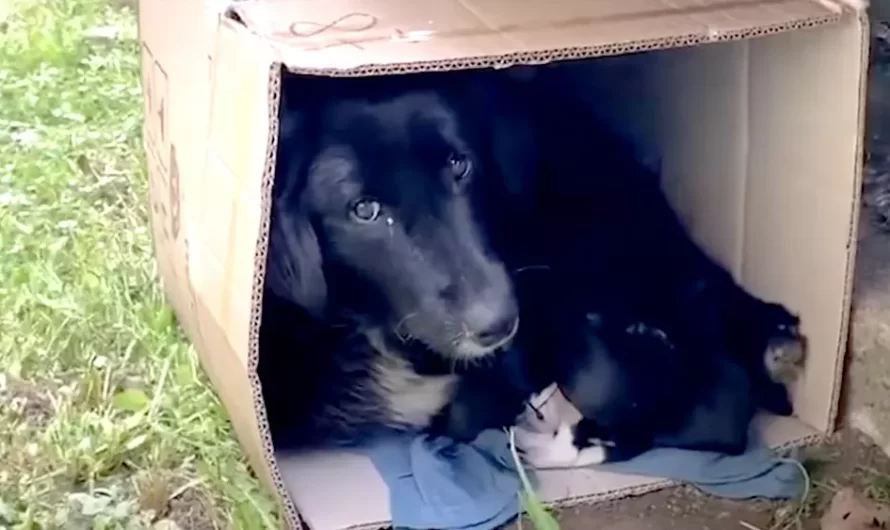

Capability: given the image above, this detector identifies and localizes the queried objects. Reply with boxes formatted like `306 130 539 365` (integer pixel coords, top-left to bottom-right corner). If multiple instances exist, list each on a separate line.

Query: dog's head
267 74 536 360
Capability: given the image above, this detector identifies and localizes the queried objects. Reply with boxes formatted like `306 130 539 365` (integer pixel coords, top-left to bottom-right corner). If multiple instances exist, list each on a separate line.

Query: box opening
252 20 863 530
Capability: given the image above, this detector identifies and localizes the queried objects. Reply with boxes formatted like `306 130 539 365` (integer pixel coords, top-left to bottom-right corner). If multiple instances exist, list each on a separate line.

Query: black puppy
521 315 757 467
433 272 796 465
259 71 534 449
538 302 800 467
555 310 755 464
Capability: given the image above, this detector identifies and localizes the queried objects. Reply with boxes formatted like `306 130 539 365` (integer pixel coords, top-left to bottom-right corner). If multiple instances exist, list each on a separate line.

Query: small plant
508 427 561 530
55 488 147 530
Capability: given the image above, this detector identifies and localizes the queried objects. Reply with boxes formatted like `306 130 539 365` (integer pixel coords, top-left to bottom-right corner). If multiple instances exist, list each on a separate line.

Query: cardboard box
137 1 868 529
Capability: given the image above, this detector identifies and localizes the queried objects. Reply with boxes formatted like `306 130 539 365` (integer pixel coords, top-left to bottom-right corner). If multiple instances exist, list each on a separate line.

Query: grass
508 428 560 530
0 0 279 527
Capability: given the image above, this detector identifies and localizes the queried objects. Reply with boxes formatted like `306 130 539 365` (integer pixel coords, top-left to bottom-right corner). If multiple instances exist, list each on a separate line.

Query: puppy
518 308 802 468
259 71 536 449
545 312 757 466
434 304 793 468
433 268 802 467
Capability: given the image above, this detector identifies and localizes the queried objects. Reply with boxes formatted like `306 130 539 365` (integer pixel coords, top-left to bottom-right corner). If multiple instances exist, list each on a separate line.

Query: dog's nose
460 280 519 350
473 315 519 348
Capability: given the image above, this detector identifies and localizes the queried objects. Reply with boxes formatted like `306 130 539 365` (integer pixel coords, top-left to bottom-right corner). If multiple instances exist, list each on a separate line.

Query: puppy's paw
514 422 606 469
761 305 806 383
763 334 806 383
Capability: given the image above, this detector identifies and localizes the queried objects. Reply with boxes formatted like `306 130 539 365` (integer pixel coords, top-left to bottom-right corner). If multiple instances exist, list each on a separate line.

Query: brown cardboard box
137 1 869 529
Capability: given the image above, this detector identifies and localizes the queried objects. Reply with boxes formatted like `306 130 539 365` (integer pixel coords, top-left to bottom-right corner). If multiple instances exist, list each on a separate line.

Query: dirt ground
519 429 890 530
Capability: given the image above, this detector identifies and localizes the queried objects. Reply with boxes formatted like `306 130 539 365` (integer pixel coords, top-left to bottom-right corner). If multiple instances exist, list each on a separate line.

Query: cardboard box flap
228 0 846 75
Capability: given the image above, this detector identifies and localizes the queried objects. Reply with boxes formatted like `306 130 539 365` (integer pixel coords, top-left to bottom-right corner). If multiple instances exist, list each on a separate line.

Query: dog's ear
265 95 328 318
266 202 327 318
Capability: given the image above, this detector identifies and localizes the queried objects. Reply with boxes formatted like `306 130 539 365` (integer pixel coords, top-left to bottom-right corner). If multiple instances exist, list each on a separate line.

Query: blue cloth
360 430 523 530
360 428 804 530
600 429 806 500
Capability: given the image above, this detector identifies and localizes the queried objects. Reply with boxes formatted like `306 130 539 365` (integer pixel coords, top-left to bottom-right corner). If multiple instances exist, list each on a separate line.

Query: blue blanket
359 428 805 530
360 430 522 530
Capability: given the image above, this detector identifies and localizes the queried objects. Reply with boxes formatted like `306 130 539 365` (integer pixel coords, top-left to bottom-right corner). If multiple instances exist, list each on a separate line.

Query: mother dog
258 72 534 448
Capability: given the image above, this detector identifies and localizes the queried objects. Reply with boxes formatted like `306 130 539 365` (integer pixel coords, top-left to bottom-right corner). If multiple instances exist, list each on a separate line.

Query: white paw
514 422 606 470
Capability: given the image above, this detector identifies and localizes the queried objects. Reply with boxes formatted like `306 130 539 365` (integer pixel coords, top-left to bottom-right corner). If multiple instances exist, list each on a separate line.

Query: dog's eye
447 153 472 183
350 198 381 223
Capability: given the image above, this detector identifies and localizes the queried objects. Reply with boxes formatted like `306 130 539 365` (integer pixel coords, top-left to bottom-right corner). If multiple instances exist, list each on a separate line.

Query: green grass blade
508 427 561 530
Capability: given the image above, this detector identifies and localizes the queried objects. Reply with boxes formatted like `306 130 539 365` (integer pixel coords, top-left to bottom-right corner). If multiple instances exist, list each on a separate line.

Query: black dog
259 71 535 449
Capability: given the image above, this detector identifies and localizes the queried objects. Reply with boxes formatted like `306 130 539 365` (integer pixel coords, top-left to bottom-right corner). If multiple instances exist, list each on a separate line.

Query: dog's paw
514 422 606 469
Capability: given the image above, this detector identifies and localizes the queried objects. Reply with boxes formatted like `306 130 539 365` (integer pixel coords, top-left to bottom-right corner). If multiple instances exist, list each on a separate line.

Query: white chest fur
367 332 458 428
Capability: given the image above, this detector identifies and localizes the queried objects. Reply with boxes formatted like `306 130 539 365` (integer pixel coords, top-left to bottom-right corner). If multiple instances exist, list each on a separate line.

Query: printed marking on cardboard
146 142 176 244
169 144 182 240
141 41 170 172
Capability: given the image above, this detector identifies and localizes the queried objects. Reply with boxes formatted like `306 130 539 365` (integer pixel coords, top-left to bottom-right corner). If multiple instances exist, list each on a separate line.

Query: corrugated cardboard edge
243 62 307 530
825 9 868 434
252 12 848 77
237 10 866 530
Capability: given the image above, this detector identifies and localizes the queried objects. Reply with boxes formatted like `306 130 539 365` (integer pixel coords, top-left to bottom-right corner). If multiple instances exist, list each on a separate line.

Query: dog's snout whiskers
513 265 551 275
394 312 419 343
